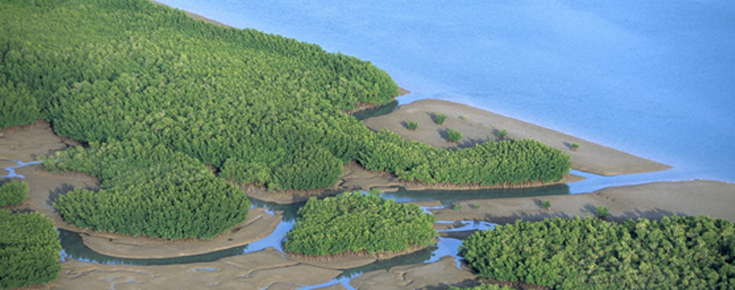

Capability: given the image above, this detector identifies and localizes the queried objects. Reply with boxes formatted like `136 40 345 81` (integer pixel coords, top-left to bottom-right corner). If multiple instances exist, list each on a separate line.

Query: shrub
0 180 28 207
460 115 467 120
470 203 480 209
0 209 62 289
284 191 438 256
570 142 580 151
497 129 508 140
595 205 610 219
541 200 551 211
435 113 447 125
406 121 419 131
446 128 462 142
453 204 463 210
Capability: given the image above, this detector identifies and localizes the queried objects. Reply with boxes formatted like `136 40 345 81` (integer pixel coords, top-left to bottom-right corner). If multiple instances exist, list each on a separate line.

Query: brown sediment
430 180 735 224
54 247 343 290
349 256 480 290
362 99 672 176
285 241 436 270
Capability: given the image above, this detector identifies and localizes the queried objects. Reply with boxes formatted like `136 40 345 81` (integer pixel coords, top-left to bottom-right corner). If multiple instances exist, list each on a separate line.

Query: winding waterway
4 1 734 288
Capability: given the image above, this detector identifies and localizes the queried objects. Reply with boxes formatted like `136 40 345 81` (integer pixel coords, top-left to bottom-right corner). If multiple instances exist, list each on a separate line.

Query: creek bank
430 180 735 224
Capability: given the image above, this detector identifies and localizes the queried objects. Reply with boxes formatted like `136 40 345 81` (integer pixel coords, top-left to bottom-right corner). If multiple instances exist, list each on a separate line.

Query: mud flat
53 248 342 290
362 99 671 176
431 180 735 224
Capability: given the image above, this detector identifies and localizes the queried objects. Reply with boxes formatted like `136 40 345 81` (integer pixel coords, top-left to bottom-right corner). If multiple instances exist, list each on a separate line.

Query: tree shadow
422 279 482 290
48 183 78 207
427 112 445 125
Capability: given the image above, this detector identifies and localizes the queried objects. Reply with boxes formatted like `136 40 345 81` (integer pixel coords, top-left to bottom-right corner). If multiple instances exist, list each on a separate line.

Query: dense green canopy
0 180 28 206
0 210 62 289
285 191 438 256
460 216 735 289
2 0 570 238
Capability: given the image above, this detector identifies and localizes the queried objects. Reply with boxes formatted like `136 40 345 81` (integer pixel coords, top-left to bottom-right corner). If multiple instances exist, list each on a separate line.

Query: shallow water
10 1 735 287
157 0 735 186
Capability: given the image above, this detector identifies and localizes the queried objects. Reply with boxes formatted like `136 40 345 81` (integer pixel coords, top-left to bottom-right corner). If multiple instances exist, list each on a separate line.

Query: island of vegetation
460 216 735 289
285 191 438 258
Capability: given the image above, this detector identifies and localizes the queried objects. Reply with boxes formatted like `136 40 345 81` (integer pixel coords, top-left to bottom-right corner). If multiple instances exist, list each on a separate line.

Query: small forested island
285 191 438 258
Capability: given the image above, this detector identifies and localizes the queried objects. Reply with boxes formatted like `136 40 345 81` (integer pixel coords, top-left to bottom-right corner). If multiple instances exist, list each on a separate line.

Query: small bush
446 128 462 142
460 115 467 120
406 121 419 131
435 113 447 125
541 200 551 211
0 180 28 207
497 129 508 140
453 204 463 210
571 142 580 151
595 205 610 219
470 203 481 209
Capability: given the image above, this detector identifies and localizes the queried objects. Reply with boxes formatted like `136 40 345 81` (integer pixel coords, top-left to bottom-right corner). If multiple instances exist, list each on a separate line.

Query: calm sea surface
156 0 735 187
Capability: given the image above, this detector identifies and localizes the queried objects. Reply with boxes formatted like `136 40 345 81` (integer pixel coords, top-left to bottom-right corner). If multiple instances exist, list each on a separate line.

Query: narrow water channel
1 130 672 289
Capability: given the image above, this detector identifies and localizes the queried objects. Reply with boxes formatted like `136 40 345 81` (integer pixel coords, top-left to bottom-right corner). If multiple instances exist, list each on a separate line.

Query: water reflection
351 100 398 121
249 198 304 222
382 183 571 204
58 229 249 265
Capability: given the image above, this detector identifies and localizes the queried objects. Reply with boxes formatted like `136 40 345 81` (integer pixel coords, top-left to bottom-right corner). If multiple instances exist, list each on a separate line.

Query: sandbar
362 99 671 176
431 180 735 224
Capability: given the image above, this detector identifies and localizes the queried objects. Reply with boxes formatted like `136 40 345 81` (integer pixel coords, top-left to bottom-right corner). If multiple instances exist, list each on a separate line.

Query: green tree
434 113 447 125
446 128 462 142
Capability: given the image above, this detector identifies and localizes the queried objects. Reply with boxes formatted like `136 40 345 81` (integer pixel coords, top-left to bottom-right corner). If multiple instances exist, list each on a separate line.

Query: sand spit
362 99 671 176
431 180 735 224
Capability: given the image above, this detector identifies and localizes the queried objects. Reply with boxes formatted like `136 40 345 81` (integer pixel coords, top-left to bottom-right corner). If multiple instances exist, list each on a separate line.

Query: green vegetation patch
0 180 28 207
460 216 735 290
41 140 250 240
0 209 62 289
285 191 438 257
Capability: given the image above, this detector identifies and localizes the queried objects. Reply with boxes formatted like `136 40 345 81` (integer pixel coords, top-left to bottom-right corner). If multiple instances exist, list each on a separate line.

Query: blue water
7 2 735 288
157 0 735 185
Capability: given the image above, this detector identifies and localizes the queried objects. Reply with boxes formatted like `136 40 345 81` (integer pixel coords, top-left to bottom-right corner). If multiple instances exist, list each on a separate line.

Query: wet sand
362 99 672 176
431 180 735 224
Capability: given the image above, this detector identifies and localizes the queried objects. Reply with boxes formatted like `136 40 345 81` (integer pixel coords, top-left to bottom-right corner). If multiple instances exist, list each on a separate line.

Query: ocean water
156 0 735 186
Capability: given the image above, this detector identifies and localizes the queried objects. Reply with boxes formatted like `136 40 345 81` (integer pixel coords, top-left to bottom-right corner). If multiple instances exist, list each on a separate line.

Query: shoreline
363 99 672 176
